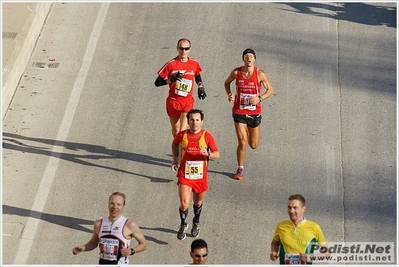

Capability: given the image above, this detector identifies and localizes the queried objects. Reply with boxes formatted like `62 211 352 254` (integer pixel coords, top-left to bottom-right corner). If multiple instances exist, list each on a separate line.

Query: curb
2 2 53 120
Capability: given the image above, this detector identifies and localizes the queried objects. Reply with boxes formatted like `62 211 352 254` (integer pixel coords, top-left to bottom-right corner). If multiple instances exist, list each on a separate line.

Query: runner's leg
179 112 189 133
169 116 180 137
178 184 192 211
193 192 205 223
234 122 248 166
248 125 260 149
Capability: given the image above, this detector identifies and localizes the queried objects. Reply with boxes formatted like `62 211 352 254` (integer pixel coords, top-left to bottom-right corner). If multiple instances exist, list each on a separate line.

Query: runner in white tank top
72 192 147 265
98 215 131 264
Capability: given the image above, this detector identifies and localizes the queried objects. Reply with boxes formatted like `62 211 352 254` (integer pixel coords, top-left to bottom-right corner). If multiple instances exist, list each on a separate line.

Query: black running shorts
233 113 262 128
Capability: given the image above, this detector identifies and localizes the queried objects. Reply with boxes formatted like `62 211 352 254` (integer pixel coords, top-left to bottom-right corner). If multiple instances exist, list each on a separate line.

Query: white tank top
98 216 132 265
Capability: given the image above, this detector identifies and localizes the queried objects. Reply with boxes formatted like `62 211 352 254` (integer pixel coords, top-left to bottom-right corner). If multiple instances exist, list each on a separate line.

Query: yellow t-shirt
272 219 326 265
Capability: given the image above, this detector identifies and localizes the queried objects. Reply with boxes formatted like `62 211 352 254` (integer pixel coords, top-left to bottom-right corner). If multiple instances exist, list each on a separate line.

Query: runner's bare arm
224 69 238 102
127 220 147 253
258 69 274 101
270 238 280 261
171 142 179 170
72 219 100 254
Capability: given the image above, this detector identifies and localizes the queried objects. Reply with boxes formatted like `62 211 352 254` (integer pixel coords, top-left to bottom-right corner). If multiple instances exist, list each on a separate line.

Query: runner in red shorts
171 109 220 240
155 38 207 137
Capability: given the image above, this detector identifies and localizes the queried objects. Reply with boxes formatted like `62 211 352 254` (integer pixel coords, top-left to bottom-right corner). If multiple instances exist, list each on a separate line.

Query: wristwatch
130 248 135 256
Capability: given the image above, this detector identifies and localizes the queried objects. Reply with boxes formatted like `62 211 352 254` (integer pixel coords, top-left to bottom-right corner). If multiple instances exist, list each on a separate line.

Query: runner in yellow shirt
270 194 329 264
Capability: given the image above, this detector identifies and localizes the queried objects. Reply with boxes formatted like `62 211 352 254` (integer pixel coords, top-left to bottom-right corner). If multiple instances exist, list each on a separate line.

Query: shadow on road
3 204 176 245
2 132 173 183
139 226 177 245
2 204 93 233
282 2 396 28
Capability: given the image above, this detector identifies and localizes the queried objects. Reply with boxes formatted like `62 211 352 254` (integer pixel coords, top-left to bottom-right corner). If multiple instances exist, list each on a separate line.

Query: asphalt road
2 2 396 265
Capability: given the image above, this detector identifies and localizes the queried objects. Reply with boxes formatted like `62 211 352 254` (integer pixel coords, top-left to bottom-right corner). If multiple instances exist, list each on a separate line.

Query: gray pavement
2 2 52 120
2 2 396 266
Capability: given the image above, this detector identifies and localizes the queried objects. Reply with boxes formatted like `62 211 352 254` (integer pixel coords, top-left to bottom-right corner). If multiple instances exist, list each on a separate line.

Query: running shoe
191 218 200 237
177 223 189 240
234 167 244 180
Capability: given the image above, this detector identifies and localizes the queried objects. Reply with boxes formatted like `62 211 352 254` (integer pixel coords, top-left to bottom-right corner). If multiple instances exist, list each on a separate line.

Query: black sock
179 208 188 225
193 204 203 224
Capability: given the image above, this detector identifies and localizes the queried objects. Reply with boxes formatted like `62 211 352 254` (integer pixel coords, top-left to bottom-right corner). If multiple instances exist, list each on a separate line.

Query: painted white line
13 3 110 264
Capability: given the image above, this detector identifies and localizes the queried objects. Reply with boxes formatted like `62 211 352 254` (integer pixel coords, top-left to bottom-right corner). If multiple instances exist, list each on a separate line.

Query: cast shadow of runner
2 132 173 183
282 2 396 28
3 204 173 244
3 204 93 233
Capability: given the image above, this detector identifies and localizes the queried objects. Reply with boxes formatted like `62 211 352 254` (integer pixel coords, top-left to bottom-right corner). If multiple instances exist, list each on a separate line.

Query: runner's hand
72 246 85 255
198 87 207 100
270 252 279 261
170 72 182 83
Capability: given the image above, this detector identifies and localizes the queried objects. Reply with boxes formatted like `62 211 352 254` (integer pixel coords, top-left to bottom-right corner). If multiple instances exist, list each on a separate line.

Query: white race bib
184 161 204 180
239 93 256 110
99 238 120 261
284 254 305 265
175 78 192 96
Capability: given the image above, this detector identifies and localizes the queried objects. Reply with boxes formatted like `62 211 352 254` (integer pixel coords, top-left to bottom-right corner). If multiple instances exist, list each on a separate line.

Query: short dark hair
288 194 305 206
177 38 191 47
187 109 204 121
191 239 208 252
242 48 256 60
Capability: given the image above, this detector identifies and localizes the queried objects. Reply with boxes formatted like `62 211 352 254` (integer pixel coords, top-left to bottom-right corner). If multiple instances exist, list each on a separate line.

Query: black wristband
130 248 135 256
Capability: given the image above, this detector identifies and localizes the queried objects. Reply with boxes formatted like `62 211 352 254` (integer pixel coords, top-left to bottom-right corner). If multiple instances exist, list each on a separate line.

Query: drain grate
3 32 18 39
33 62 60 69
48 62 60 68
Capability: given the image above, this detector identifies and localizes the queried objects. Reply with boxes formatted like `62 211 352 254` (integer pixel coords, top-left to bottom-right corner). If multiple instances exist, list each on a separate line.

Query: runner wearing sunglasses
190 239 208 264
155 38 207 138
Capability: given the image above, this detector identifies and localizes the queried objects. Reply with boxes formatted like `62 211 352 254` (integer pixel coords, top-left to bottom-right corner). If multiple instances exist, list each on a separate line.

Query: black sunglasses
194 254 208 258
179 46 191 51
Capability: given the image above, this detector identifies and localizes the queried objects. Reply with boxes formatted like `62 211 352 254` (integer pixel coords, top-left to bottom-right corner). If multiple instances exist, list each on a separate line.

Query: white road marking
13 3 110 264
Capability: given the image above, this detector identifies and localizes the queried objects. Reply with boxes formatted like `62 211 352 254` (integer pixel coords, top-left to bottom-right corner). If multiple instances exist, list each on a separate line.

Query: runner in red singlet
224 48 275 180
171 109 220 240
